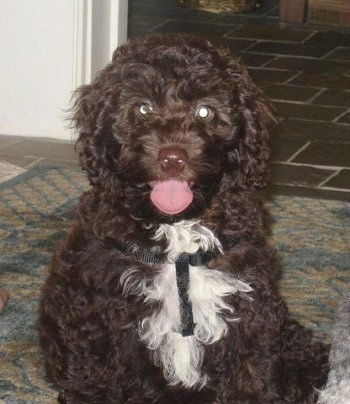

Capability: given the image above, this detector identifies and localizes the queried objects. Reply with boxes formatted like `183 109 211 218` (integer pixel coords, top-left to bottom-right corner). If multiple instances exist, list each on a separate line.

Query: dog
318 294 350 404
38 33 329 403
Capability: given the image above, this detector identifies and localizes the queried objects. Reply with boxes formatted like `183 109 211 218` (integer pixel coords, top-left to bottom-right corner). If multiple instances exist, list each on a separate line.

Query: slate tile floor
0 0 349 201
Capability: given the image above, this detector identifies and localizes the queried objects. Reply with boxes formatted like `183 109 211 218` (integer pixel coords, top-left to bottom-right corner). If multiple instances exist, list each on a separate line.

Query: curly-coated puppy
38 34 329 403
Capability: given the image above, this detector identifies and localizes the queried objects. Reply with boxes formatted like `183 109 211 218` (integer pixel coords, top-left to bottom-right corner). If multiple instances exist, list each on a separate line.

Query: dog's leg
280 320 330 403
204 326 282 403
57 391 88 404
204 298 329 403
39 241 218 403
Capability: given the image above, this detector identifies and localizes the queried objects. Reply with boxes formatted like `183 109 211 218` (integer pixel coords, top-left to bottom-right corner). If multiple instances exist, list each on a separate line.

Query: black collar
118 234 236 265
112 236 237 337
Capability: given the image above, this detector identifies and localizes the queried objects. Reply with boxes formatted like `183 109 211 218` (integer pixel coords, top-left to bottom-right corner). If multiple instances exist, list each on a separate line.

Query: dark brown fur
38 34 329 403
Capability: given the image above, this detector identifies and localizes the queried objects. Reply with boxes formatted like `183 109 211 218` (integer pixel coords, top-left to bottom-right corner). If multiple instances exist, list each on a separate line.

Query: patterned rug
0 161 26 184
0 166 349 403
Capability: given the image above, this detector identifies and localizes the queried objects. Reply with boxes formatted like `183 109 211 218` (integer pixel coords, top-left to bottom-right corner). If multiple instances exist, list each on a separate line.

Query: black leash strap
111 236 238 338
175 253 196 337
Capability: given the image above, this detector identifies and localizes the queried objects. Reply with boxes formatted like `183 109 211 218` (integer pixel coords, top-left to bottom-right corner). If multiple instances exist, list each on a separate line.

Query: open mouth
149 179 193 215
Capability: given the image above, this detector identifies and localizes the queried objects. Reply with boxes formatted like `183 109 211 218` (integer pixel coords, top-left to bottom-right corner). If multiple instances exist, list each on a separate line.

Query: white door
0 0 128 140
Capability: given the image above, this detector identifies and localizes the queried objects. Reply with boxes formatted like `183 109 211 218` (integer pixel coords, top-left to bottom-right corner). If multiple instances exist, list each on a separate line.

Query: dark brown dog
38 34 329 403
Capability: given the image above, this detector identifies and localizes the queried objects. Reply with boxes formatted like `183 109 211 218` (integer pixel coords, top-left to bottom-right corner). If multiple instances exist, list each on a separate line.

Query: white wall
0 0 128 140
91 0 129 75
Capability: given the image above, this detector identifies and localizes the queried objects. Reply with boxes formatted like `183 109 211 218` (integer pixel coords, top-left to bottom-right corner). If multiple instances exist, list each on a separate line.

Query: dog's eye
138 103 154 116
195 106 213 120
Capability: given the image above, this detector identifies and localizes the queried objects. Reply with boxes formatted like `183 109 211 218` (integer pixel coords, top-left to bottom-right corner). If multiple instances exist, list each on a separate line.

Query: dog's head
72 34 274 221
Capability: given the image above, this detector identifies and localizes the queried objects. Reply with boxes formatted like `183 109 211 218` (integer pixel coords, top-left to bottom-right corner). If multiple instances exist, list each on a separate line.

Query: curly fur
318 294 350 404
38 34 329 403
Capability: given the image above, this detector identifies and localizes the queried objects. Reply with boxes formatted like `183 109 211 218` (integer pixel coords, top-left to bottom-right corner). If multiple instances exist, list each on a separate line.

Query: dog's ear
222 52 275 190
71 65 119 185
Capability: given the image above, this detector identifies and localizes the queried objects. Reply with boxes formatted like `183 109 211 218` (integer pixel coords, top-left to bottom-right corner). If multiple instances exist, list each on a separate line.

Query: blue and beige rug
0 166 349 403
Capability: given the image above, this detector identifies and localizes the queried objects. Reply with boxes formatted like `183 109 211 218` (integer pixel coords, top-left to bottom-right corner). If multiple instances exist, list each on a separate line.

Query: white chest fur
122 220 252 389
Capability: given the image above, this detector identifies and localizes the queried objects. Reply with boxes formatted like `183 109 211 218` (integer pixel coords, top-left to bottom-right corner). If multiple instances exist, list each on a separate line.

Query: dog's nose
158 147 188 174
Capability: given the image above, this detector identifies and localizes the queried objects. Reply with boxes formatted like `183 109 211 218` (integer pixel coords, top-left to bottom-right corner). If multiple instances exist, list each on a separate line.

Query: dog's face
72 34 273 222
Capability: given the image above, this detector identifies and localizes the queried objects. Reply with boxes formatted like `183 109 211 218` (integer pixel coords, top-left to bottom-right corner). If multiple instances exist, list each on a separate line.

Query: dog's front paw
57 392 67 403
58 392 78 404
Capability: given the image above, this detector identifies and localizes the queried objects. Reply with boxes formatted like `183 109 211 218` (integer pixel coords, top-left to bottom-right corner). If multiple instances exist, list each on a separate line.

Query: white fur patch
140 263 206 388
153 220 223 261
121 220 252 389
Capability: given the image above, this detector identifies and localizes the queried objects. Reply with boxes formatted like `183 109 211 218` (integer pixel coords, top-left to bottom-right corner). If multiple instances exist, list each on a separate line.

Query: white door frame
73 0 128 88
0 0 127 139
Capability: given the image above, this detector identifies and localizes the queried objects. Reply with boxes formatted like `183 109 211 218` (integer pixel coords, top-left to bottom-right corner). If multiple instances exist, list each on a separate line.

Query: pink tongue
150 180 193 215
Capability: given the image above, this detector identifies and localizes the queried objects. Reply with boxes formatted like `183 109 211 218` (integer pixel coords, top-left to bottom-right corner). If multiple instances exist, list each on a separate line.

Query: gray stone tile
312 89 350 107
270 137 308 161
261 83 319 102
338 112 350 124
326 47 350 62
226 24 311 42
210 37 257 53
128 14 166 31
0 138 76 162
129 0 152 8
266 57 350 74
154 20 234 37
0 153 39 168
266 184 350 202
292 142 350 167
239 52 275 67
274 101 346 121
324 169 350 189
271 162 335 186
0 135 23 149
304 31 350 48
276 119 350 142
128 28 153 39
213 15 268 25
248 42 333 58
248 68 297 84
290 72 350 90
128 2 154 16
